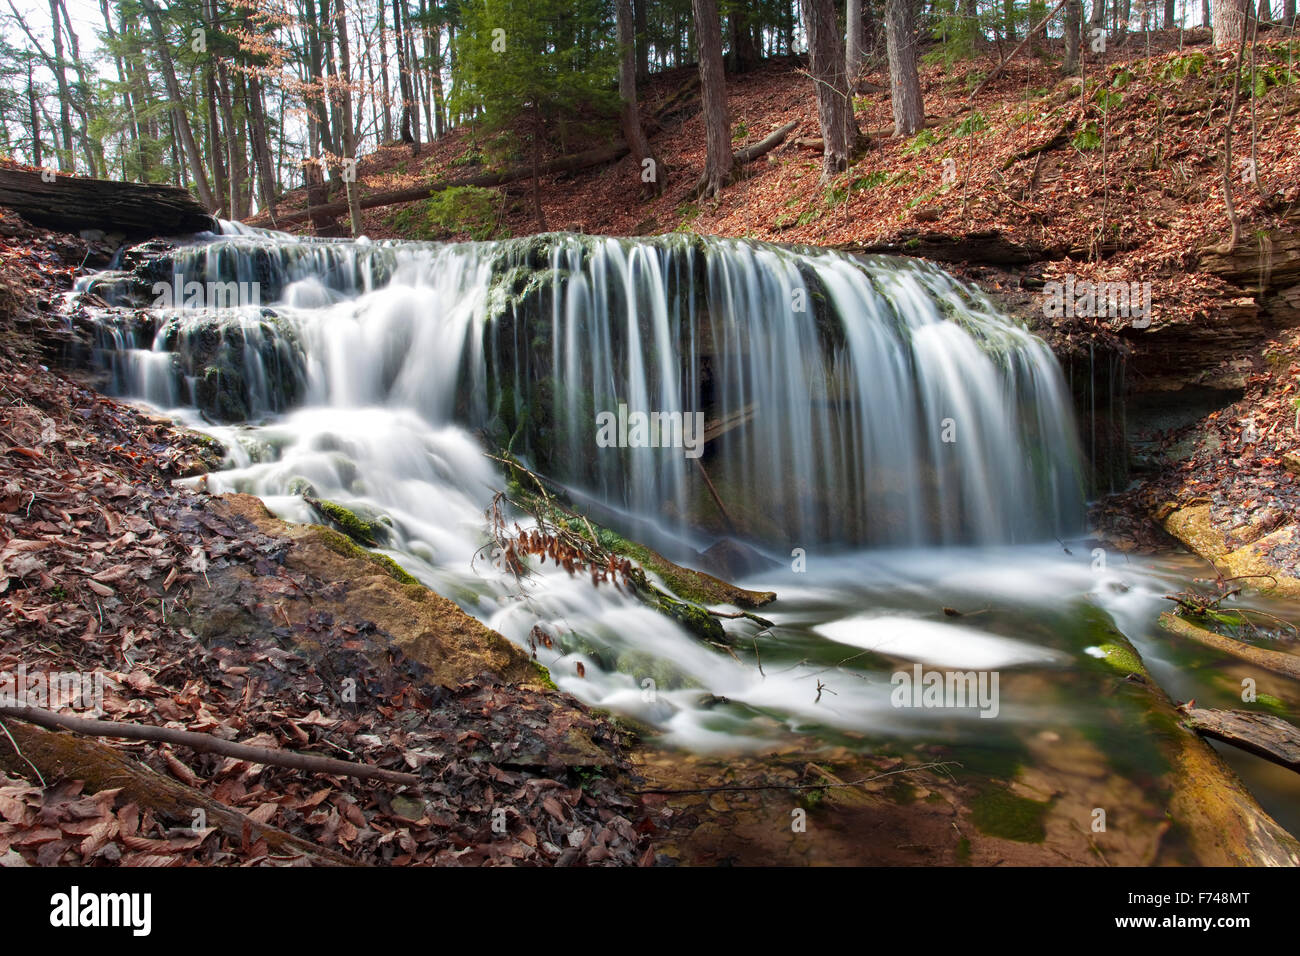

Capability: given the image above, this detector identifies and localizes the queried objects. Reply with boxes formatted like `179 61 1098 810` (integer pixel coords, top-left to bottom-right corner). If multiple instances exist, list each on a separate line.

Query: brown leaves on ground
0 229 661 867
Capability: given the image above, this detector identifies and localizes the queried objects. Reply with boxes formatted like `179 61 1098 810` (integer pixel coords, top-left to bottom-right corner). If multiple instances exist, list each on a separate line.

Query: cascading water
76 228 1158 753
87 231 1083 549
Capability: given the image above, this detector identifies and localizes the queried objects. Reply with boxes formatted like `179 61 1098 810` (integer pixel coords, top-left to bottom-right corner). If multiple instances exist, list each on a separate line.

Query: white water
80 229 1169 751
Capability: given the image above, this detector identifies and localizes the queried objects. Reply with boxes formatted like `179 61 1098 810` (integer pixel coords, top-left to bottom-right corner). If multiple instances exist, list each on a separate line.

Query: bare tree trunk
392 0 414 143
1092 0 1108 25
429 23 446 138
634 0 650 80
204 60 229 213
404 2 422 151
26 63 40 169
47 0 73 170
885 0 926 136
246 71 278 222
335 0 363 235
378 0 393 141
1165 0 1177 25
1065 0 1084 71
847 0 864 87
691 0 733 197
55 0 100 176
618 0 663 194
1214 0 1248 44
530 103 547 229
729 7 760 71
140 0 215 208
303 0 339 160
802 0 861 179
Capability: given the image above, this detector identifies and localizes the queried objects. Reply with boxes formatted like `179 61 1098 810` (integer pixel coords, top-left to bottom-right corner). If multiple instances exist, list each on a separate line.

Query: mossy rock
307 497 393 547
312 525 419 587
530 661 558 691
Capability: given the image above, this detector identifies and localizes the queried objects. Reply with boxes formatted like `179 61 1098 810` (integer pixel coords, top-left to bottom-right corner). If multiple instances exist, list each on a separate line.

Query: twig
0 704 419 785
0 718 45 787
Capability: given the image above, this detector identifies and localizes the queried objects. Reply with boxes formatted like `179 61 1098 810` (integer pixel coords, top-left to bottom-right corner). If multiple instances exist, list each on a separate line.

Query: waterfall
85 231 1083 550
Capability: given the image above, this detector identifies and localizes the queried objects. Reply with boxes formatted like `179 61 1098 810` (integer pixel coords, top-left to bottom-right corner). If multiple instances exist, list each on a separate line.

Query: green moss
969 788 1049 843
312 498 387 547
955 836 972 864
1256 693 1288 716
1095 641 1147 677
530 660 558 691
313 525 420 587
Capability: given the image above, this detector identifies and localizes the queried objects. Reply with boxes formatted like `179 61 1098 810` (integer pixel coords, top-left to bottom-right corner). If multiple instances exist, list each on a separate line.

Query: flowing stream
77 226 1300 838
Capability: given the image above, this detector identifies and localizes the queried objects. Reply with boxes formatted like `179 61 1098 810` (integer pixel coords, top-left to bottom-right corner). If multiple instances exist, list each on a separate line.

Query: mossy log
1160 611 1300 681
1098 632 1300 865
1183 707 1300 774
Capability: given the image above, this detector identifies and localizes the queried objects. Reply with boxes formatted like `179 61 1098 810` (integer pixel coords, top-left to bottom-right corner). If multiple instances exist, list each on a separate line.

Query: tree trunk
885 0 926 137
55 0 100 177
204 62 228 214
802 0 860 180
1092 0 1108 25
404 3 422 152
247 71 279 222
393 0 414 143
47 0 74 170
634 0 651 80
140 0 215 209
1204 0 1213 26
691 0 733 197
531 103 547 230
1214 0 1248 45
1286 0 1296 26
1165 0 1177 25
378 0 393 141
1064 0 1083 72
847 0 864 87
334 0 363 235
25 63 41 169
618 0 663 194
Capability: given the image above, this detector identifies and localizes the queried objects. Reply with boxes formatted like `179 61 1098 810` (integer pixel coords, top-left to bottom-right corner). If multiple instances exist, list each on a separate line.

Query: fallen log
1159 611 1300 681
0 703 419 785
733 120 799 164
270 143 630 227
691 120 799 198
1183 707 1300 774
0 168 216 238
1001 118 1078 170
0 718 359 865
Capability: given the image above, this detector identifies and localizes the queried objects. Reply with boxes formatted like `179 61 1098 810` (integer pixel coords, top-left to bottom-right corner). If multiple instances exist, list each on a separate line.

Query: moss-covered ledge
198 494 540 690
